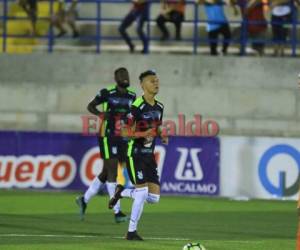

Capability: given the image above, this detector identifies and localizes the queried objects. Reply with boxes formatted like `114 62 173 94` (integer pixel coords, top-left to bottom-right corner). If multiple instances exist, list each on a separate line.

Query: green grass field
0 190 297 250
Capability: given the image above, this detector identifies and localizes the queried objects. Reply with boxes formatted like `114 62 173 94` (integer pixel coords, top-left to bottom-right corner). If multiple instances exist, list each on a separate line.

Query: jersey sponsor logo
141 111 161 120
175 148 204 181
258 144 300 197
108 97 132 107
0 155 76 188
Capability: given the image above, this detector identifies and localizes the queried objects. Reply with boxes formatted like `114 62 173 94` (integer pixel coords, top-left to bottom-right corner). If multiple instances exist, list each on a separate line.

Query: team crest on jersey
137 171 143 180
112 147 117 155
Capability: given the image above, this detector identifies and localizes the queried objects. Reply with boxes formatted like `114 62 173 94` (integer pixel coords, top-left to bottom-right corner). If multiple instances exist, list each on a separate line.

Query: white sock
128 187 148 232
146 193 160 204
83 177 102 203
107 182 121 214
121 188 135 199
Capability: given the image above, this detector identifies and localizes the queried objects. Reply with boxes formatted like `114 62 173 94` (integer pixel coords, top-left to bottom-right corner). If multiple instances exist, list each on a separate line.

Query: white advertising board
220 136 300 200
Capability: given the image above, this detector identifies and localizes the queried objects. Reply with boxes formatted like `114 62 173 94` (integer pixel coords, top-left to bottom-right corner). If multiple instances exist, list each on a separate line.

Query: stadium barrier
0 131 220 196
0 0 299 55
1 131 299 200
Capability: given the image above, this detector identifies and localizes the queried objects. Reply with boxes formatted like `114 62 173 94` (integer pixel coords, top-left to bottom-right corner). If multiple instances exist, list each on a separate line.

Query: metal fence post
2 0 8 53
96 0 101 53
193 2 199 55
145 1 150 54
48 0 54 53
291 3 297 57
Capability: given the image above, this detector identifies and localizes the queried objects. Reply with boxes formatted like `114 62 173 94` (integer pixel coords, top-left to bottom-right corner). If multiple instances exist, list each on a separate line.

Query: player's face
142 75 159 95
115 69 130 88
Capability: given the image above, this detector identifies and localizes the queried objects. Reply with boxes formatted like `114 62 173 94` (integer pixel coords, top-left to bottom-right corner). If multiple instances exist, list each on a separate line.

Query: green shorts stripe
103 137 110 159
129 157 136 184
127 140 134 157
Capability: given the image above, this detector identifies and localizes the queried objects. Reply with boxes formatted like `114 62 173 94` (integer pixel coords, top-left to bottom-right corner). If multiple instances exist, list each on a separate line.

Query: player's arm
121 105 155 139
157 108 168 145
87 88 108 117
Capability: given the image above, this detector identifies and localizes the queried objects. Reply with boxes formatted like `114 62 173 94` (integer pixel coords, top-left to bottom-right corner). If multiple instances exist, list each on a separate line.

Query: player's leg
106 158 128 223
76 136 107 220
76 161 107 220
110 154 160 202
145 154 160 204
119 9 139 52
109 156 147 240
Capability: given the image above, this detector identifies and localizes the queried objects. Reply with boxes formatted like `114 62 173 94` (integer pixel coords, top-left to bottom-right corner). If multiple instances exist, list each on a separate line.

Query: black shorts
98 136 128 161
126 154 159 185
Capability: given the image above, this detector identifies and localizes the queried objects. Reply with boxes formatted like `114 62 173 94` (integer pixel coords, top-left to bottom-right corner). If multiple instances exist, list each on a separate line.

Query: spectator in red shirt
237 0 268 56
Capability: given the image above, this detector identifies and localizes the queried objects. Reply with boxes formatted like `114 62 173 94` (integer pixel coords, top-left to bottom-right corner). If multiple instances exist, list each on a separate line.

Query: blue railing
0 0 299 56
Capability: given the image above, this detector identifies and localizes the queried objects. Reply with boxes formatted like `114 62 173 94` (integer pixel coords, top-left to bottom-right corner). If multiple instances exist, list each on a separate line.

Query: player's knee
135 186 149 202
146 193 160 204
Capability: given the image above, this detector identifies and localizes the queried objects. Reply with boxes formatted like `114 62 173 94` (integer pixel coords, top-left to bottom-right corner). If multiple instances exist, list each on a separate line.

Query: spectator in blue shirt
199 0 237 55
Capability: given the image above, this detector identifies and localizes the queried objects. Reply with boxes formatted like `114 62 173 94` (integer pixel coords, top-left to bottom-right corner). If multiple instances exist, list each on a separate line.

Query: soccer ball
182 242 206 250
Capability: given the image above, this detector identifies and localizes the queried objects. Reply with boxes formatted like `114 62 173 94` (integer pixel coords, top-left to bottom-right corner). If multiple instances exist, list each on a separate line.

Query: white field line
0 234 268 244
0 234 189 241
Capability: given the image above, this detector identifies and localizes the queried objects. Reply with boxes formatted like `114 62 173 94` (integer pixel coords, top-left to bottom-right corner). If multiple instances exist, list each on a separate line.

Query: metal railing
0 0 299 55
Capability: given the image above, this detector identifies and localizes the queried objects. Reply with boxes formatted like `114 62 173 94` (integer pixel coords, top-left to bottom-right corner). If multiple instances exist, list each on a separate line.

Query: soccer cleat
126 231 143 241
114 211 128 223
76 196 87 221
108 184 124 209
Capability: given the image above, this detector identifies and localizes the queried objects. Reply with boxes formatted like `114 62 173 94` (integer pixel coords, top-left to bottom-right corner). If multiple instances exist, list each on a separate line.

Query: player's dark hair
114 67 127 76
139 69 156 82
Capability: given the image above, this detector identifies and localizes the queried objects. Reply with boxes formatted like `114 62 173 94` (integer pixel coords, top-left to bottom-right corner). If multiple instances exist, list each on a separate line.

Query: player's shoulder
155 99 164 109
105 84 117 93
126 87 136 97
98 84 116 95
132 96 144 108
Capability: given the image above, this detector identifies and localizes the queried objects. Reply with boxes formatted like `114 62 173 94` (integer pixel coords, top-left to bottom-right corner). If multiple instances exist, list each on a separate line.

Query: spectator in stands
18 0 37 35
156 0 186 41
119 0 149 54
51 0 79 38
199 0 237 55
270 0 300 56
237 0 268 56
